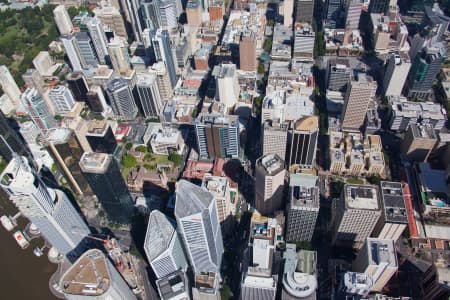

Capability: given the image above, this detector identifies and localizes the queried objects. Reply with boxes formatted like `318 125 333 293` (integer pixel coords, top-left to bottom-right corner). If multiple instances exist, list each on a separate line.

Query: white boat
0 215 15 231
13 231 30 249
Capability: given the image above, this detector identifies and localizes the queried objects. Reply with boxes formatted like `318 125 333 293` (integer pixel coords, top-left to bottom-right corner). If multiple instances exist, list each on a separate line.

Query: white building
33 52 60 77
283 0 294 27
344 272 373 297
106 77 138 120
0 156 90 256
19 121 40 145
353 238 398 292
346 0 362 29
53 5 73 35
85 17 109 64
108 36 131 75
60 35 83 71
174 180 224 275
212 64 240 109
0 65 22 109
47 85 76 115
21 88 57 134
333 184 382 249
149 124 185 155
61 249 137 300
293 25 315 60
382 52 411 97
262 119 288 160
144 210 188 279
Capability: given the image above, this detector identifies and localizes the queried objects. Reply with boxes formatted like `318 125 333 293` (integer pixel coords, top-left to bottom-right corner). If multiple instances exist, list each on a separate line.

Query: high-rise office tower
286 173 320 242
22 68 45 94
0 65 22 109
155 270 190 300
327 58 351 92
151 29 178 88
195 113 240 160
239 33 257 71
333 184 382 249
155 0 178 30
53 5 73 35
368 0 389 14
144 210 188 279
74 32 99 68
326 0 341 21
46 128 93 196
186 0 202 27
125 0 144 42
262 119 288 160
85 17 109 64
79 152 134 224
212 63 240 108
255 154 286 216
86 85 108 114
66 72 89 102
47 85 76 115
108 36 131 75
60 35 83 71
85 119 118 154
60 249 137 300
407 46 443 100
282 244 318 299
283 0 294 27
19 121 39 146
382 52 411 97
373 181 408 242
288 116 319 170
174 180 224 274
0 156 90 256
149 62 174 101
400 123 437 162
135 72 163 119
0 111 30 162
345 0 362 29
21 88 57 134
293 25 315 59
353 238 398 292
93 2 128 39
295 0 314 24
106 77 138 120
141 3 160 31
341 73 377 132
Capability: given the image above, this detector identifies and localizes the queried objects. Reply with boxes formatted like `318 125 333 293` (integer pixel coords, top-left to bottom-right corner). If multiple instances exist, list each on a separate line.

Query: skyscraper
79 152 134 224
154 0 178 30
135 72 163 119
186 0 202 27
47 85 76 115
85 17 109 64
85 120 118 154
327 58 351 92
283 0 294 27
86 85 109 114
149 62 173 101
195 113 240 160
341 73 377 132
107 36 131 75
239 33 257 72
53 5 73 35
47 128 93 196
106 77 138 120
382 52 411 97
60 249 137 300
0 156 90 256
333 184 382 249
295 0 314 24
66 72 89 102
286 173 320 242
0 65 22 109
262 119 288 160
293 25 315 59
288 116 319 170
144 210 188 278
400 123 437 162
0 111 30 162
174 180 224 274
93 2 128 39
74 32 99 68
326 0 341 21
151 29 178 88
255 154 286 216
21 88 57 134
345 0 362 30
368 0 389 14
212 63 240 108
60 34 83 71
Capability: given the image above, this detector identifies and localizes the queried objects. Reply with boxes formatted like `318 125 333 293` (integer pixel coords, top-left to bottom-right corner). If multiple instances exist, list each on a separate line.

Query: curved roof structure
144 210 176 261
174 180 214 219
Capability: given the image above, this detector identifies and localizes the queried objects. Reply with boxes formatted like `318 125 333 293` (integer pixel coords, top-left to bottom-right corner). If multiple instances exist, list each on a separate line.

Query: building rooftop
46 128 73 144
156 270 189 300
344 272 373 292
411 123 437 139
283 245 317 298
202 175 228 199
367 238 397 267
60 249 111 296
175 180 214 219
344 184 380 211
380 181 408 224
145 210 176 261
0 156 35 191
294 116 319 132
257 154 285 175
86 119 109 135
289 174 319 209
79 152 110 173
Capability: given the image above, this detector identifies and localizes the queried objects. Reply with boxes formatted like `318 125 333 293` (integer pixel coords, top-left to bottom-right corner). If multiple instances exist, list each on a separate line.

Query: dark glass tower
66 72 89 102
79 152 134 224
85 120 118 154
0 110 30 162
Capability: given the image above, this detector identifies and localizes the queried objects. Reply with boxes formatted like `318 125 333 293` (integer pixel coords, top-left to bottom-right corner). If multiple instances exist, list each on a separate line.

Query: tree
135 145 148 153
122 154 137 168
366 175 382 185
168 152 183 166
125 142 133 150
257 63 265 74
